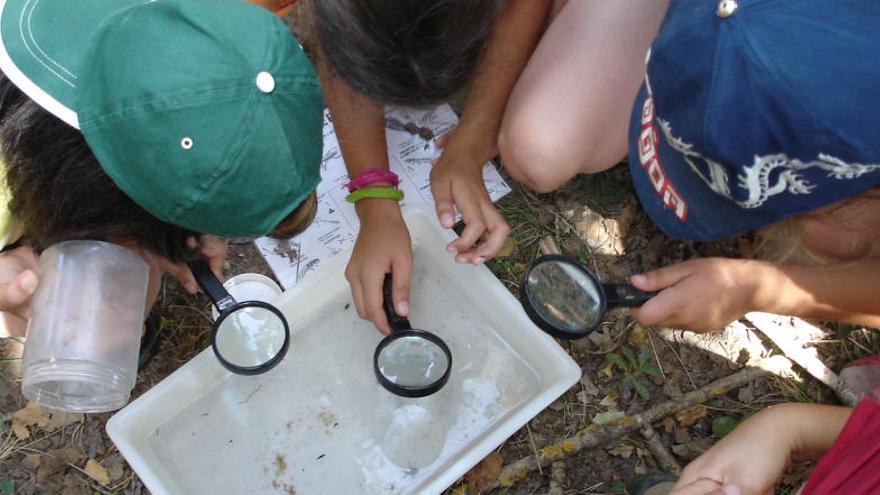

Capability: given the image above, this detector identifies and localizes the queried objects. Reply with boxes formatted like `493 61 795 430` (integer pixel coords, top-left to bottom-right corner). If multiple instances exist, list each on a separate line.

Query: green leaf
0 480 14 495
712 416 740 439
642 364 662 378
608 479 627 494
620 346 638 367
639 344 652 366
606 352 628 371
633 380 650 400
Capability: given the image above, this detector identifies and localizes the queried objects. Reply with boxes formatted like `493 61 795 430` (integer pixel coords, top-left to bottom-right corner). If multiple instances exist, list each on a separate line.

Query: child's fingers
447 194 487 257
434 129 453 149
669 478 725 495
0 269 38 318
431 177 456 229
391 258 411 317
629 286 681 327
157 258 198 294
631 262 692 291
348 275 366 320
363 272 391 335
471 205 510 262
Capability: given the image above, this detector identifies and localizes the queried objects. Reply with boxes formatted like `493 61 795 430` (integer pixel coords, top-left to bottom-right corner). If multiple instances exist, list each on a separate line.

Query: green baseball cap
0 0 324 237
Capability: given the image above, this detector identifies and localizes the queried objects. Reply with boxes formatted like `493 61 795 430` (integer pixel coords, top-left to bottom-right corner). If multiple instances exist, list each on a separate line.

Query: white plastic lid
211 273 283 320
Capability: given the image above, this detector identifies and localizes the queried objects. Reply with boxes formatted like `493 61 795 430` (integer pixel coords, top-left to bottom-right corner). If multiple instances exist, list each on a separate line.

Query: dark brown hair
0 73 196 261
304 0 503 105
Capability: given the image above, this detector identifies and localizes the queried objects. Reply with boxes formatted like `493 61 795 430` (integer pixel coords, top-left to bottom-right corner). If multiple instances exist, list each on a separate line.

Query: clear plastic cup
21 241 149 413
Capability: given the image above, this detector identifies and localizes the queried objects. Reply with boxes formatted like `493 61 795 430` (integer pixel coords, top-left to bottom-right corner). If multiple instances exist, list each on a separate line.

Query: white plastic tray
107 206 581 495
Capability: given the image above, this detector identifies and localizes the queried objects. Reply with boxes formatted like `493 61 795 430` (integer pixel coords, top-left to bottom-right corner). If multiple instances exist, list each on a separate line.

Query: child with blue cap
625 0 880 333
630 1 880 494
0 0 324 340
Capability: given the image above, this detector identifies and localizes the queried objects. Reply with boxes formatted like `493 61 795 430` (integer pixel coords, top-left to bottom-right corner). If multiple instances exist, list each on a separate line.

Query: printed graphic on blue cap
628 0 880 241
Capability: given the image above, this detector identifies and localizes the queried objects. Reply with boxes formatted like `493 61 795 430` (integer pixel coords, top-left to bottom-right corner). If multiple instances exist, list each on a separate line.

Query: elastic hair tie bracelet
345 168 401 192
345 186 405 204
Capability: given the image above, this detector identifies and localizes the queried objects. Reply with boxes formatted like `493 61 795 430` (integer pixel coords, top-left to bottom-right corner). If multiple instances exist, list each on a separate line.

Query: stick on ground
491 356 792 490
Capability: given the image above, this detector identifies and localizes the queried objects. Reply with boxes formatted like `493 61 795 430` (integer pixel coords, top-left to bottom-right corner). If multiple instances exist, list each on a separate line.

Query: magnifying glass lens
215 306 287 368
377 336 450 389
527 261 603 334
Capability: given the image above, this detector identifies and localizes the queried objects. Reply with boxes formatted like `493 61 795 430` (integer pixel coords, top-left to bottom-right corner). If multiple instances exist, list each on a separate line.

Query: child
664 397 880 494
298 0 551 333
621 0 880 332
0 0 324 338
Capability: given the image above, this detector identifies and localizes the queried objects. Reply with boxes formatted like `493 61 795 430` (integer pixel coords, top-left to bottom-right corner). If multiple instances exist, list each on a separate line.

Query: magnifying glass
518 255 657 339
373 274 452 398
189 261 290 375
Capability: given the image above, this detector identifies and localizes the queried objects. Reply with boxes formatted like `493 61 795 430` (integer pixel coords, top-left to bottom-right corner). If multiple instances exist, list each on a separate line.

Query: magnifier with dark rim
373 274 452 398
189 260 290 375
519 255 657 339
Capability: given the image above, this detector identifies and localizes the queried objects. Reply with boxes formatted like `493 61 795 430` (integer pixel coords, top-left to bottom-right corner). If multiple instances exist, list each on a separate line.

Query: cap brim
0 0 147 128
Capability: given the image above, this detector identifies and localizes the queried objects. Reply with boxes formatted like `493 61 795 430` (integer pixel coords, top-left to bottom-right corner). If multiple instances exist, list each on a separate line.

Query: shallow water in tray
146 260 541 495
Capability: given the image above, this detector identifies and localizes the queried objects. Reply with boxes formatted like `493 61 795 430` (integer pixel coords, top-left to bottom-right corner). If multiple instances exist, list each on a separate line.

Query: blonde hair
755 218 829 266
755 189 880 266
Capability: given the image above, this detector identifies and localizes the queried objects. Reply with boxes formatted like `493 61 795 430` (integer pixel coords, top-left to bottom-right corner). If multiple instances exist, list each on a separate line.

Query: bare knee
499 115 622 193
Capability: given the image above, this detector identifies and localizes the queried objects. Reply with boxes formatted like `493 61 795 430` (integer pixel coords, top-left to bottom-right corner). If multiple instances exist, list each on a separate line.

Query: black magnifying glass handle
188 260 237 313
603 283 658 308
382 274 412 332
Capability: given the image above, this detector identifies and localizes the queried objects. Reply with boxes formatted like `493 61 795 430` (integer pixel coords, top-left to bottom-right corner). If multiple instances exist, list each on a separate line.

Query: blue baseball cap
628 0 880 241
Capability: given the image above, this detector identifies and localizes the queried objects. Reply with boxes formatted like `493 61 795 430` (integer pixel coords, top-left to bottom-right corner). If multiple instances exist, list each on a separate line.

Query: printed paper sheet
255 104 511 289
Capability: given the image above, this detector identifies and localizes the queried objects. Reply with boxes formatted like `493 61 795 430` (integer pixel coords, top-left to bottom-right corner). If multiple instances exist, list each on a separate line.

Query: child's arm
430 0 551 263
629 257 880 332
672 404 851 495
316 58 410 334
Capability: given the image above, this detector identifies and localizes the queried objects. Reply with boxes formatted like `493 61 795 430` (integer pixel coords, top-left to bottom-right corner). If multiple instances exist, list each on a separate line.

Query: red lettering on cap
639 127 656 163
637 96 688 222
641 97 654 125
663 182 688 221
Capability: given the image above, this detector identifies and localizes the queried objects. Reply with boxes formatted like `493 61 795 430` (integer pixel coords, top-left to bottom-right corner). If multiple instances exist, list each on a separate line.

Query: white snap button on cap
256 71 275 93
181 137 194 150
716 0 738 18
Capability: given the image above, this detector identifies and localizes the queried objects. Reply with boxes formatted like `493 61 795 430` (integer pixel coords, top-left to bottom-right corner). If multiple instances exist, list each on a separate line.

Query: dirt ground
1 164 878 495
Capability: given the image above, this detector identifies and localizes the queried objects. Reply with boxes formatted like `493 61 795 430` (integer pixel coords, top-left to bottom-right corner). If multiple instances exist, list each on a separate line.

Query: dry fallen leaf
10 402 82 440
11 402 50 439
593 410 626 426
675 405 708 427
607 443 634 459
463 452 503 494
84 459 110 486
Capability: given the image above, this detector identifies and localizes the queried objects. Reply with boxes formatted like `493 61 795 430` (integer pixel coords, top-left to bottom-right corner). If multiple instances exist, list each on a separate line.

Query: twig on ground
491 356 791 490
525 423 543 476
547 460 567 495
646 331 667 381
638 423 681 476
744 312 858 406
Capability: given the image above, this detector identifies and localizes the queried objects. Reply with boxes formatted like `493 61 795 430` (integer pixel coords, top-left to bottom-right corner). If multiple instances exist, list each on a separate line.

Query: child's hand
346 200 411 335
672 406 796 495
0 243 39 324
430 133 509 265
629 258 767 332
669 479 739 495
158 235 228 294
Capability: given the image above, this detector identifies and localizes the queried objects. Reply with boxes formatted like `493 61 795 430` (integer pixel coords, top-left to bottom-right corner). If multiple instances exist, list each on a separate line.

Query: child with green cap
0 0 324 340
